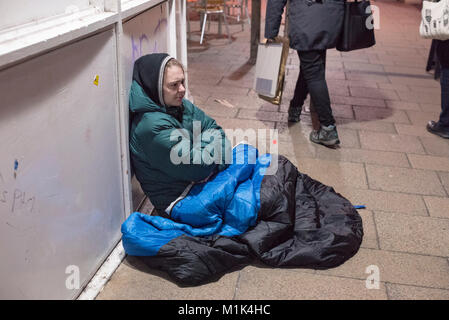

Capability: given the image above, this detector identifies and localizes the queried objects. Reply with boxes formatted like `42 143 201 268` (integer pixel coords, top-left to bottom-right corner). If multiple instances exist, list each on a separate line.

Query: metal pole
249 0 261 65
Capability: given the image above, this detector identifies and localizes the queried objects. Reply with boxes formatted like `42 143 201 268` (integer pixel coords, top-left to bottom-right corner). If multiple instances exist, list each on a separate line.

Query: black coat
437 40 449 68
265 0 345 51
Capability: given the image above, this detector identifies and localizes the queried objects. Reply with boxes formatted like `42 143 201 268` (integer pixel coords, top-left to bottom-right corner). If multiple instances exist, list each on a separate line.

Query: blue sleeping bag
122 144 363 285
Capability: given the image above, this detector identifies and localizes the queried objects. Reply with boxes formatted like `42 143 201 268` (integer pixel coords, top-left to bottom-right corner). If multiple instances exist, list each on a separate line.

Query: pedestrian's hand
265 38 275 46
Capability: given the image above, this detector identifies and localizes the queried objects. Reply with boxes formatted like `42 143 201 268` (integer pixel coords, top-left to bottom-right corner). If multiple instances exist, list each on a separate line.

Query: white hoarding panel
0 29 124 299
122 4 168 211
0 0 91 31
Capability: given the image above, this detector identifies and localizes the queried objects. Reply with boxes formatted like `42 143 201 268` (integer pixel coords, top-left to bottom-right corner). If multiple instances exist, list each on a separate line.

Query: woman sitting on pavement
427 40 449 139
129 53 231 217
123 54 363 286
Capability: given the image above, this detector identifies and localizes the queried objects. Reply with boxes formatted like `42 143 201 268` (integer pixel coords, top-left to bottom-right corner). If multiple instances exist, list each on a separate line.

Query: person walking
265 0 345 147
427 40 449 139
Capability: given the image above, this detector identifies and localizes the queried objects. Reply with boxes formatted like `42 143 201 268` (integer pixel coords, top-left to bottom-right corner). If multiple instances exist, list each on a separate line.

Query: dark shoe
427 120 449 139
288 104 301 123
310 125 340 147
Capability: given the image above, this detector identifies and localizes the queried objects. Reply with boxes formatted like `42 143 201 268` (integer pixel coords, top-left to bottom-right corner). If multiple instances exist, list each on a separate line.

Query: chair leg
200 13 208 44
199 12 204 30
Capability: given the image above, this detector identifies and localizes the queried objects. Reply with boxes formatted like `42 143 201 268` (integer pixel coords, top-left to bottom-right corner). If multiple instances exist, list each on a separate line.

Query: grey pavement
97 0 449 300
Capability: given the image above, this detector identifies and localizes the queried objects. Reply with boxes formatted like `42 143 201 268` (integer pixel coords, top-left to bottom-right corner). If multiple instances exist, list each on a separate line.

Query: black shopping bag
337 0 376 52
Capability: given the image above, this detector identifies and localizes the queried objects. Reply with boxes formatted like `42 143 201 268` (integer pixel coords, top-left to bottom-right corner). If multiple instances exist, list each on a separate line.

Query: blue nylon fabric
121 144 272 257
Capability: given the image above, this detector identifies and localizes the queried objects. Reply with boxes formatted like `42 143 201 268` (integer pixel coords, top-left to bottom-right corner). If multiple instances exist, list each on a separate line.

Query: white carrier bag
253 37 289 105
253 42 284 98
420 0 449 40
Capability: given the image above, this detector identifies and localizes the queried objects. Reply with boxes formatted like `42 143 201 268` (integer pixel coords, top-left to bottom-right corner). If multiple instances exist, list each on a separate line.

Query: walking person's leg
440 67 449 127
298 50 339 146
310 50 326 132
427 40 449 138
288 51 309 122
309 100 321 131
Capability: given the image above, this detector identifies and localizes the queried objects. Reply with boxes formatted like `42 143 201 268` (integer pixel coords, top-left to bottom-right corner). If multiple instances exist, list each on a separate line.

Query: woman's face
163 65 186 107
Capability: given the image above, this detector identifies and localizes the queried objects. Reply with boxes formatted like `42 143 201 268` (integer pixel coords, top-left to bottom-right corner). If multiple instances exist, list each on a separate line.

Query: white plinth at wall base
0 0 188 300
77 241 126 300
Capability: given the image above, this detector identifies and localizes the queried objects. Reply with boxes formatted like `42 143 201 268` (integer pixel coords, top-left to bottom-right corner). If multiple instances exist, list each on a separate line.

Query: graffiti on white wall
130 17 168 64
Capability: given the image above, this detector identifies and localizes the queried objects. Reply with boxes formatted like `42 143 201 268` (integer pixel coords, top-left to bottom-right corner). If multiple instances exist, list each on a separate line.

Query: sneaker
288 103 301 123
427 120 449 139
309 124 340 147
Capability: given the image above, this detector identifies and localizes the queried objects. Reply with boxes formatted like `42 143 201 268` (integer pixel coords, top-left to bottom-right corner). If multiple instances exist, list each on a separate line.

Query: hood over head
132 53 173 108
130 53 184 122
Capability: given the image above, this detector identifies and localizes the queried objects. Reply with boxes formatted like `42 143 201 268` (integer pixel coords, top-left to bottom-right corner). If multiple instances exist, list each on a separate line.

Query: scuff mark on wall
85 126 91 143
14 159 18 179
0 168 36 214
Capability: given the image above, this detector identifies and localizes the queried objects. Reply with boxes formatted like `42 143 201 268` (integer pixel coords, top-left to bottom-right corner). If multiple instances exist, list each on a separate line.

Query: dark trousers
154 207 170 219
436 40 449 127
291 50 335 127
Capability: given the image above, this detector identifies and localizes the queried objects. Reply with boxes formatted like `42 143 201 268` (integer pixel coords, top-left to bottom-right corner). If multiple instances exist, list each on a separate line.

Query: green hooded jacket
129 54 231 212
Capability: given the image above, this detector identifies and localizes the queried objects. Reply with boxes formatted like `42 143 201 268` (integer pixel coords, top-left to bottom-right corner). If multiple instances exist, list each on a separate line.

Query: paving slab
96 256 239 300
419 136 449 157
343 62 385 73
296 158 368 190
374 211 449 257
349 87 400 101
438 172 449 195
423 196 449 219
237 109 288 122
420 103 442 113
396 90 441 105
315 147 410 168
334 187 428 216
366 164 446 196
378 83 411 92
394 123 436 138
406 110 442 126
346 71 392 84
329 86 351 97
337 119 397 134
359 131 425 154
386 283 449 300
407 154 449 172
328 79 379 89
235 266 388 300
354 106 410 124
388 75 439 88
316 248 449 290
358 210 379 250
332 95 387 108
329 104 354 119
284 141 317 160
201 101 239 118
385 100 421 111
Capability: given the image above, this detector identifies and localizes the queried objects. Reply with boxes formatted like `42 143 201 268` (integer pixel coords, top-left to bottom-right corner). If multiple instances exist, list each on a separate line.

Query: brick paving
97 0 449 299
